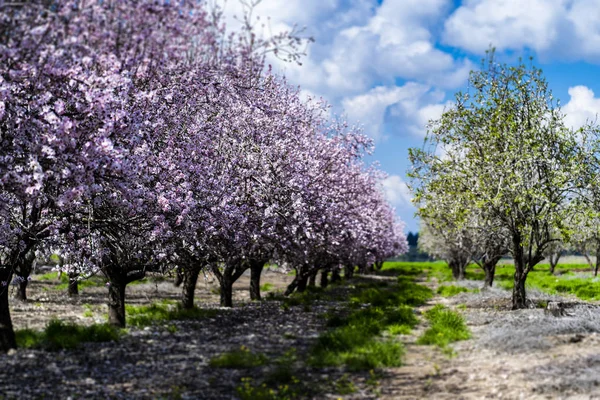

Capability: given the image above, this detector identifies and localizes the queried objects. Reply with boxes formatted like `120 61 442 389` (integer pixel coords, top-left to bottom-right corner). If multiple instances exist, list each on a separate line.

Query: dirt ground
5 268 600 399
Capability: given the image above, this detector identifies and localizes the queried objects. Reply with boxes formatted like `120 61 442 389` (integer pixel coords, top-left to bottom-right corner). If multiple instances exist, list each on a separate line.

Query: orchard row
0 1 407 351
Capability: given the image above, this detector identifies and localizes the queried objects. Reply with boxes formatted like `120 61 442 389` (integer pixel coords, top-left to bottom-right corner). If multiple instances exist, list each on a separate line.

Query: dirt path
380 277 600 399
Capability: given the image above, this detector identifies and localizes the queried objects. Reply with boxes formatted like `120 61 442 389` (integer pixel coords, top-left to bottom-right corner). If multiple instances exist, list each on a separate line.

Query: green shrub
209 346 268 368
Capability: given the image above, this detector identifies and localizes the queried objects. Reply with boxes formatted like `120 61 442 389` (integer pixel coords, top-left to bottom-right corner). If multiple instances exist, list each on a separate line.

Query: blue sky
223 0 600 233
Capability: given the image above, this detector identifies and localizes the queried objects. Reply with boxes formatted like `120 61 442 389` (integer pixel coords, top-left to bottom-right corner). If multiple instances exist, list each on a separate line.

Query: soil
3 268 600 399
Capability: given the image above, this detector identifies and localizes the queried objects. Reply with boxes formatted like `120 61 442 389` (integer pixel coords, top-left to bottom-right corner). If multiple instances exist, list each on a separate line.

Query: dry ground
3 268 600 399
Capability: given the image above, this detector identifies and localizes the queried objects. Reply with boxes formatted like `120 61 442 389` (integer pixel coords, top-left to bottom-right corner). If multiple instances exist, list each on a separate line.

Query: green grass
309 274 431 371
260 283 274 292
236 377 299 400
126 301 218 328
15 320 121 350
437 285 479 297
417 305 470 349
209 346 269 368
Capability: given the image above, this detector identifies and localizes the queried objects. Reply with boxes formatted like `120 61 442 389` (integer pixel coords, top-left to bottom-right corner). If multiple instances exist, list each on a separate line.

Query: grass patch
310 276 429 370
209 346 268 368
126 301 218 328
16 320 121 350
236 377 299 400
260 283 274 292
417 305 470 350
437 285 478 297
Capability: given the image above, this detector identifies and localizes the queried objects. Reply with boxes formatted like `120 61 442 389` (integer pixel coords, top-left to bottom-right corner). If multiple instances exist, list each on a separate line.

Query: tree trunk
375 261 384 271
68 273 79 297
285 274 300 296
249 261 264 301
483 264 496 288
182 266 200 309
344 264 354 279
308 271 317 287
595 246 600 277
320 269 329 288
0 267 16 352
482 256 501 288
331 267 341 283
220 272 233 307
297 274 308 293
174 266 184 287
584 253 594 270
15 280 27 301
549 253 561 275
512 237 528 310
107 279 126 327
14 249 35 302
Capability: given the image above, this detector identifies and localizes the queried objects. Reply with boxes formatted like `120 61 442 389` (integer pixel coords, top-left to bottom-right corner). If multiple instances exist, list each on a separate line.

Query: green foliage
417 305 470 349
126 301 217 328
16 320 121 350
209 346 268 368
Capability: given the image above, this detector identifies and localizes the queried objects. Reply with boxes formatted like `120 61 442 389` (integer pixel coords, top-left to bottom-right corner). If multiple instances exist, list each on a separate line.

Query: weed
209 346 268 368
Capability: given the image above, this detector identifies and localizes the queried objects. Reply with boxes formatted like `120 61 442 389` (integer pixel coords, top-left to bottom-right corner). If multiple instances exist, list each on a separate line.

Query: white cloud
444 0 600 61
563 86 600 130
342 83 452 139
381 175 413 207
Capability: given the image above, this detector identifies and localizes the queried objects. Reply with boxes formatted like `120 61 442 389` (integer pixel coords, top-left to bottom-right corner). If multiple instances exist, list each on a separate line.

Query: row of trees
0 0 407 352
410 50 600 309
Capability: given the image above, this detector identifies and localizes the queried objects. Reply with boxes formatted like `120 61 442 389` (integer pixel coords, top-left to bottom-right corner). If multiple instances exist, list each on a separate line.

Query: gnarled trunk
308 271 317 287
15 280 28 302
220 272 233 307
549 253 561 275
344 264 354 279
14 249 36 302
68 273 79 297
182 266 200 309
483 263 496 288
331 266 341 283
595 246 600 277
512 235 529 310
320 269 329 288
105 267 145 327
296 274 308 293
249 260 265 301
107 278 126 327
482 256 501 288
0 267 16 352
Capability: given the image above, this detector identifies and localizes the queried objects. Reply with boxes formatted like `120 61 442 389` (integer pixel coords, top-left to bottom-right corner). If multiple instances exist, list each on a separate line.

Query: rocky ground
3 267 600 399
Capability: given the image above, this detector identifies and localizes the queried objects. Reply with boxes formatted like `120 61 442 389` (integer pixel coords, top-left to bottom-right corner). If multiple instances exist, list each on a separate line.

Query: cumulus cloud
381 175 413 207
444 0 600 61
563 86 600 131
342 83 452 139
218 0 475 142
